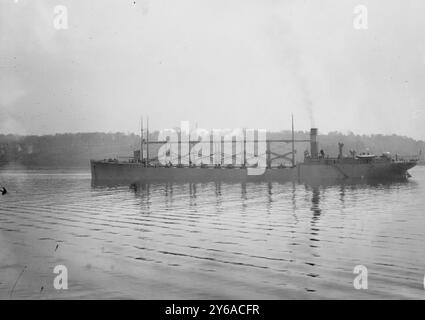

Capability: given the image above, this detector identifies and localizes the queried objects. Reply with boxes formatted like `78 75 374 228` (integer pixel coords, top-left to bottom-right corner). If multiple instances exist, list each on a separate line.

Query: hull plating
91 160 416 186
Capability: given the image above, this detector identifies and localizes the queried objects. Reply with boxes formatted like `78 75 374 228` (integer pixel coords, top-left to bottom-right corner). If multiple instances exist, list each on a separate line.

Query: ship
90 120 417 185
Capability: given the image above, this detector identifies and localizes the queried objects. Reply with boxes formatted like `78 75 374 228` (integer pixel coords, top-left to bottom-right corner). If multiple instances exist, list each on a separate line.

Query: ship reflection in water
1 168 425 299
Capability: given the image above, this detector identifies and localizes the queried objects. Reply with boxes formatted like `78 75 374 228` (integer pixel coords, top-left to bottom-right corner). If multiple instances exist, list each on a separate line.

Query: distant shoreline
0 163 90 171
1 131 424 170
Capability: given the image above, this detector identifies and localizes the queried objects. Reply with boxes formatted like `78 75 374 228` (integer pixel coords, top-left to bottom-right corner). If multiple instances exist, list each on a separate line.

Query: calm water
1 167 425 299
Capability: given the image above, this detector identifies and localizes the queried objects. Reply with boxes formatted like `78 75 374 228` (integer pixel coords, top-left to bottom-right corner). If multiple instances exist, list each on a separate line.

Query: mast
291 114 295 167
140 116 144 164
189 123 194 166
146 116 149 166
243 128 247 166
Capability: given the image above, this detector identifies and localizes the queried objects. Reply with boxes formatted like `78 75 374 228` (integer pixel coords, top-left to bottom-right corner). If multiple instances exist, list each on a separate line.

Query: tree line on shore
0 131 423 168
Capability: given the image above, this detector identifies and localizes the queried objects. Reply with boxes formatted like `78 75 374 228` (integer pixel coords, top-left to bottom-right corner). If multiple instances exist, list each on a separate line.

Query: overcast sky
1 0 425 139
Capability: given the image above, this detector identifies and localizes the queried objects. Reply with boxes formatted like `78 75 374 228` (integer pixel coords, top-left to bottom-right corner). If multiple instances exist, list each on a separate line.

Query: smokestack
310 128 318 158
